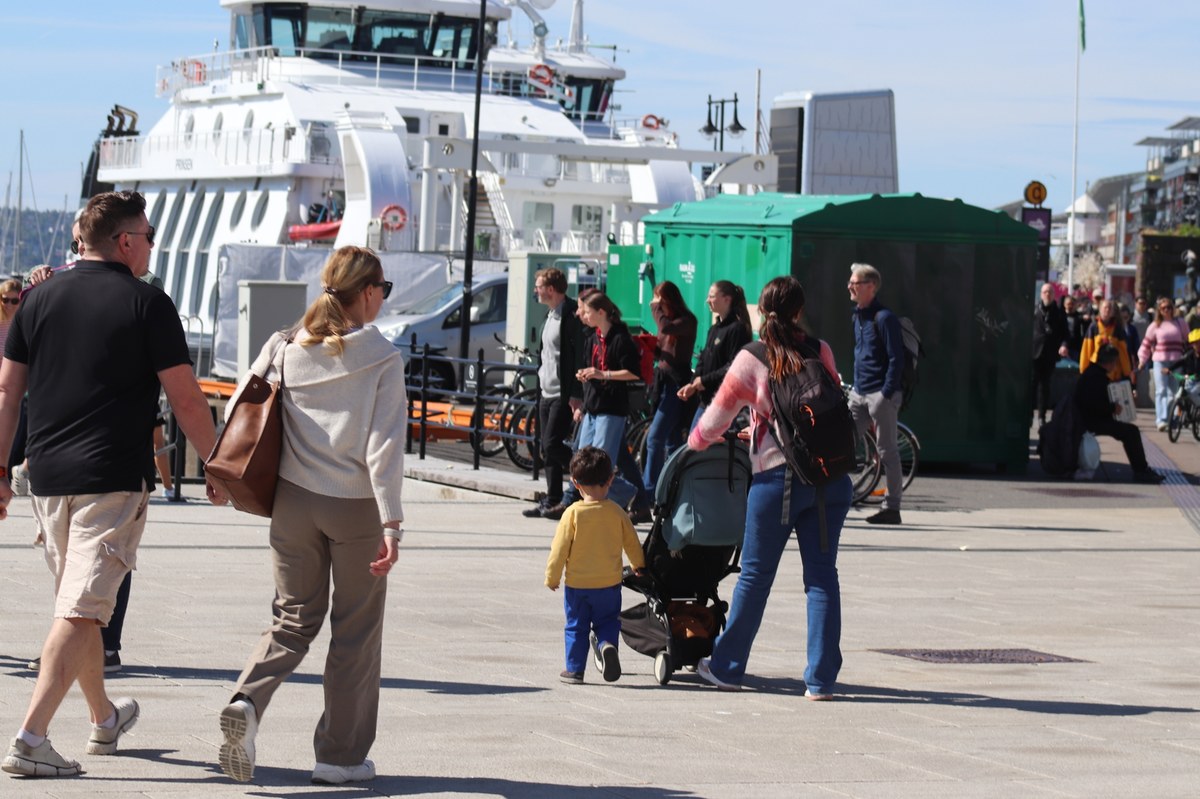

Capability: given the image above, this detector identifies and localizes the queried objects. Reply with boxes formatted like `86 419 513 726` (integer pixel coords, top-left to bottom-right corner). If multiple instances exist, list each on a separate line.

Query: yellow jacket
545 499 645 590
1079 319 1133 382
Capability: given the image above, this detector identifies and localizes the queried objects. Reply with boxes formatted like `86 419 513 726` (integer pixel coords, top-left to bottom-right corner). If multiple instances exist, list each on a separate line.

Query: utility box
237 281 308 375
608 193 1039 471
506 252 606 359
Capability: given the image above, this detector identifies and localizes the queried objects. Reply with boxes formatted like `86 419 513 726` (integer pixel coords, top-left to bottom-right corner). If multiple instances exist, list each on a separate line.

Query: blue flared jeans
706 466 851 693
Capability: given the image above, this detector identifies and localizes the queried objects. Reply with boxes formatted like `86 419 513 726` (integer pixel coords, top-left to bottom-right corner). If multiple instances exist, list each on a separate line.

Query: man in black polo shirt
0 191 221 778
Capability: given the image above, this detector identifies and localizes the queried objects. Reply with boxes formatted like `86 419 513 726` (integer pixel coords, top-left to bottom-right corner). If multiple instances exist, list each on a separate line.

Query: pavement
1 407 1199 797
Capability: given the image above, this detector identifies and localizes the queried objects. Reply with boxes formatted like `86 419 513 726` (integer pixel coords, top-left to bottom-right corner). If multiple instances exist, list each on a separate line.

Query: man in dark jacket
1074 344 1164 484
522 268 585 517
1062 295 1085 362
1032 282 1068 425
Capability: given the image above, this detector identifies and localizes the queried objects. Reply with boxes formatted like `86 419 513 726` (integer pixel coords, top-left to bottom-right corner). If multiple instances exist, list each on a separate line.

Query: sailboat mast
13 130 23 272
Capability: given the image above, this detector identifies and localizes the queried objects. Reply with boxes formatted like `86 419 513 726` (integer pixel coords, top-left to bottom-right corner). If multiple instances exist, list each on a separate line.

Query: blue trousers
643 378 683 494
563 585 621 673
707 466 851 693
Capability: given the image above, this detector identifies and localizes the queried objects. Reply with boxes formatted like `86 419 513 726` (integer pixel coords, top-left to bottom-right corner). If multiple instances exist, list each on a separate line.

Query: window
303 6 355 52
230 190 247 227
148 192 167 229
191 189 225 315
571 205 603 234
523 202 553 232
250 192 270 231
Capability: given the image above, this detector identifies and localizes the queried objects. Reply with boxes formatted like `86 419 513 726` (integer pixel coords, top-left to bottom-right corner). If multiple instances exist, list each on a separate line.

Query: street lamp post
700 93 746 153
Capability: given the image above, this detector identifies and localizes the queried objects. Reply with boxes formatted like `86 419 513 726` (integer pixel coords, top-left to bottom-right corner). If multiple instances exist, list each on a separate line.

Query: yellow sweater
545 499 645 590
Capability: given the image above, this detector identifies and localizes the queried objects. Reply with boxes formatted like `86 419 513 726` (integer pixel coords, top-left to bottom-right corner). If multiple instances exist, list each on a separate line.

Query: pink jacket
1138 318 1188 365
687 340 839 474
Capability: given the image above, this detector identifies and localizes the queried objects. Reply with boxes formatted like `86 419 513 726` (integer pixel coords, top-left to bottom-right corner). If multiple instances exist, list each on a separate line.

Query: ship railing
98 124 341 173
157 45 520 97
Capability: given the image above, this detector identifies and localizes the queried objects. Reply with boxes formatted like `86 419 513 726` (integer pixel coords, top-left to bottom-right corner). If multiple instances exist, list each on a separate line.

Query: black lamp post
700 93 746 152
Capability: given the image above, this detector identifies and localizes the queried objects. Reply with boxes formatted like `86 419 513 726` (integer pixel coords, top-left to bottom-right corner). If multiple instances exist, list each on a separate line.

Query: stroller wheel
654 650 672 685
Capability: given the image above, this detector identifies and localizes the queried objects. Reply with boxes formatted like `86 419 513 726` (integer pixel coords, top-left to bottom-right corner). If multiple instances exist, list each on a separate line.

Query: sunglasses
1 297 18 306
371 280 393 300
70 239 81 255
111 224 156 247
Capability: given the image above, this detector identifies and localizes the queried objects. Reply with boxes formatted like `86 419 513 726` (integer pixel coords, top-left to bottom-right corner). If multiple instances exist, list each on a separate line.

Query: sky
1 0 1198 216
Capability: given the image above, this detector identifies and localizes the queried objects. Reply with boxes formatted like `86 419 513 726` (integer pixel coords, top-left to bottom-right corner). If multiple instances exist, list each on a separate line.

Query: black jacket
694 314 754 405
1033 301 1067 360
581 322 641 417
1074 362 1117 431
556 296 585 402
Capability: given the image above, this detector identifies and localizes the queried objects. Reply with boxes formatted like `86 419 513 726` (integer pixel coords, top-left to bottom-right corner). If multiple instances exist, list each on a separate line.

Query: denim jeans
706 466 851 693
643 378 682 493
563 585 621 674
571 412 637 509
1154 360 1177 426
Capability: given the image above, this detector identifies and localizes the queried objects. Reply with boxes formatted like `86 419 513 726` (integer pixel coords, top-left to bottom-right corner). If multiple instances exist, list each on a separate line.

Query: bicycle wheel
898 424 920 493
851 432 881 505
468 387 512 458
1167 399 1185 443
503 392 540 472
625 416 651 473
1192 405 1200 441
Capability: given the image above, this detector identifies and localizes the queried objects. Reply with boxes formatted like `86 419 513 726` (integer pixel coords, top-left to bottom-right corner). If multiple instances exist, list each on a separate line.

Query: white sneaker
10 463 29 497
86 696 139 755
2 736 81 777
218 699 258 782
1157 422 1169 432
696 658 742 691
312 759 376 784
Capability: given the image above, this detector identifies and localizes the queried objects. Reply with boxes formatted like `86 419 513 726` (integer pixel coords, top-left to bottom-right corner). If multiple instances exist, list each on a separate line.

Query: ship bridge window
561 78 613 123
571 205 602 234
304 6 355 53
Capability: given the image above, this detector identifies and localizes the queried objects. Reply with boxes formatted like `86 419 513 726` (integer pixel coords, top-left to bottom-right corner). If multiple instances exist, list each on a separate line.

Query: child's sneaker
599 643 621 682
559 670 584 685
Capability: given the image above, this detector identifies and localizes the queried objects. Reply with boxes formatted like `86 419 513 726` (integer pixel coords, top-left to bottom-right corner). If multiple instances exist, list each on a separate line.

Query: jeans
706 466 851 693
570 412 638 509
560 415 650 511
643 378 682 493
849 389 902 510
1154 360 1177 426
563 585 621 674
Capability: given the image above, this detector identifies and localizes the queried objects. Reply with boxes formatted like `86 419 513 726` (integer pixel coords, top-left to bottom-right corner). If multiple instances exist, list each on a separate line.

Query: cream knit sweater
234 327 407 523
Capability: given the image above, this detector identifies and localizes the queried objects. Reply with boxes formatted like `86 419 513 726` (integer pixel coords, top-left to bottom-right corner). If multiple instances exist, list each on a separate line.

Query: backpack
876 315 923 410
1037 392 1084 477
632 332 657 384
746 339 857 486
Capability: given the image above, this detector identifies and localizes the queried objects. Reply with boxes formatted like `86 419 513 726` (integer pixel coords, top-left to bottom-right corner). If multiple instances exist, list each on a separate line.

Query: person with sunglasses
217 245 404 785
0 190 220 779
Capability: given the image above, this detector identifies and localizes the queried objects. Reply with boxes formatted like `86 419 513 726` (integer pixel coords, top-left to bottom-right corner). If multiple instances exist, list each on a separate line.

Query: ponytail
300 246 382 355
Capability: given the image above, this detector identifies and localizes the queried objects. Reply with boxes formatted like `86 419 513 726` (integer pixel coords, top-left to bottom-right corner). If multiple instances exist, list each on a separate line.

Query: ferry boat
90 0 766 376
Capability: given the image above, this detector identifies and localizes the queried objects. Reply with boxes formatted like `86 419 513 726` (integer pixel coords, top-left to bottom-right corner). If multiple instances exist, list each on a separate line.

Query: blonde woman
0 278 21 353
218 246 406 785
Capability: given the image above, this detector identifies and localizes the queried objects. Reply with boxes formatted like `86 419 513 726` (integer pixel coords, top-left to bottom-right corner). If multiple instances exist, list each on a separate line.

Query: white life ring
528 63 554 87
641 114 663 130
380 204 408 232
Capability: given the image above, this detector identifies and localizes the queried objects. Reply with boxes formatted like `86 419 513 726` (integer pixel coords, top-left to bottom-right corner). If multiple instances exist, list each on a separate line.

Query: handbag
205 335 291 516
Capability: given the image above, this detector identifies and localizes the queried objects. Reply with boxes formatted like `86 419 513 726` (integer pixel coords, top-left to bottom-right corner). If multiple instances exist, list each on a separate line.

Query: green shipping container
607 192 1038 471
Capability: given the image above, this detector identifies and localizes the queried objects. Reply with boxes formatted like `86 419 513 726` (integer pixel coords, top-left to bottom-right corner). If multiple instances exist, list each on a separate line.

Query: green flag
1079 0 1086 52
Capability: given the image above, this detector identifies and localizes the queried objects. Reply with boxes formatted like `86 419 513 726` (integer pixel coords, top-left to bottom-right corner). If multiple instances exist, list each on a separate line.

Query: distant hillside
0 207 76 277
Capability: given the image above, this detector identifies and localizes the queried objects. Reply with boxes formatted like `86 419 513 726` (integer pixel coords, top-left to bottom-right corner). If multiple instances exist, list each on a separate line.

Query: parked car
376 272 508 391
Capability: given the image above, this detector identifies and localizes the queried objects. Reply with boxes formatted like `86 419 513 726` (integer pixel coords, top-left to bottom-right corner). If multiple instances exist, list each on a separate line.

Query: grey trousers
849 389 903 511
234 478 387 766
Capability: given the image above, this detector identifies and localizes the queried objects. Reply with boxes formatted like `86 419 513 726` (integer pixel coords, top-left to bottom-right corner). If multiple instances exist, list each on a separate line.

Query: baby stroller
616 436 751 684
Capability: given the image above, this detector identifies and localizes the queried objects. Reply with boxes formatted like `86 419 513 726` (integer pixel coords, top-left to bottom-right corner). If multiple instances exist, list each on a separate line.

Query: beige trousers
234 478 387 766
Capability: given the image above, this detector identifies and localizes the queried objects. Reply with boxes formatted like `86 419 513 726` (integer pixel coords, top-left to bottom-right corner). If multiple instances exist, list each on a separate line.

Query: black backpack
746 339 857 485
876 315 923 410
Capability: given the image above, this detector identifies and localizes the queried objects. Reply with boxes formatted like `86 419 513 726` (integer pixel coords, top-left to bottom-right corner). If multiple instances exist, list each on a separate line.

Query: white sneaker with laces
312 759 376 784
219 699 258 782
2 736 82 776
696 658 742 691
87 696 140 755
10 463 29 497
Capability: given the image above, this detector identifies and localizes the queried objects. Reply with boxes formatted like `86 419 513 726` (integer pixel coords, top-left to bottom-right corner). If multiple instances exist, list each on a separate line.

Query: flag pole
1068 2 1083 293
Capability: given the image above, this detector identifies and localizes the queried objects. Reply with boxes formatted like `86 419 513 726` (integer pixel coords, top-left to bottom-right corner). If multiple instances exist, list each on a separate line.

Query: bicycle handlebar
493 333 535 361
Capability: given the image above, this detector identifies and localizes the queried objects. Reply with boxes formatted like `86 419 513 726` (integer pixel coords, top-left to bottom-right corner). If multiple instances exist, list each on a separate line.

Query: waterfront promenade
1 413 1198 797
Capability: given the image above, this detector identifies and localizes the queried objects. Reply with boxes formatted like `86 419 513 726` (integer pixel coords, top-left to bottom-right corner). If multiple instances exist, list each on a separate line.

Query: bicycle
842 383 920 504
1165 376 1200 443
469 336 538 460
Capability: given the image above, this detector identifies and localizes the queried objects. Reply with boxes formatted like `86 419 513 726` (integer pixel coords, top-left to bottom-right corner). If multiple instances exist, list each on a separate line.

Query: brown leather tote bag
206 335 291 516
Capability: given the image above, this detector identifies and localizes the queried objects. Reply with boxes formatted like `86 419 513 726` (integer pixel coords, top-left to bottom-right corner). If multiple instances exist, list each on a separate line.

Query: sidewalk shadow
740 677 1198 717
250 771 699 798
0 660 545 697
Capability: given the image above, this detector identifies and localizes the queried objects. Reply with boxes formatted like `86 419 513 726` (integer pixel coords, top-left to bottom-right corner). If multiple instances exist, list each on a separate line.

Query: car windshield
391 281 465 315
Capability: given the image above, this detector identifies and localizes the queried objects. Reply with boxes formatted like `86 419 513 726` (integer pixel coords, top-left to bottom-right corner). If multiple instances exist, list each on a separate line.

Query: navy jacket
852 299 904 398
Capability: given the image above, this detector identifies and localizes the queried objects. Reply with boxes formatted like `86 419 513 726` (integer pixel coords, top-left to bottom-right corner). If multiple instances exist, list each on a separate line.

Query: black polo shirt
5 260 192 495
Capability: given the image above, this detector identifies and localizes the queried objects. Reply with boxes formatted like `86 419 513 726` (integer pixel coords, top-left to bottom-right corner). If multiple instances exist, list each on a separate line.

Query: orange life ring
380 204 407 232
187 60 206 84
528 64 554 87
641 114 662 130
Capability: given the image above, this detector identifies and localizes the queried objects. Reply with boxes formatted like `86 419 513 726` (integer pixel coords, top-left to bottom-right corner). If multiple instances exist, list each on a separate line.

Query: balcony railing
99 125 339 173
